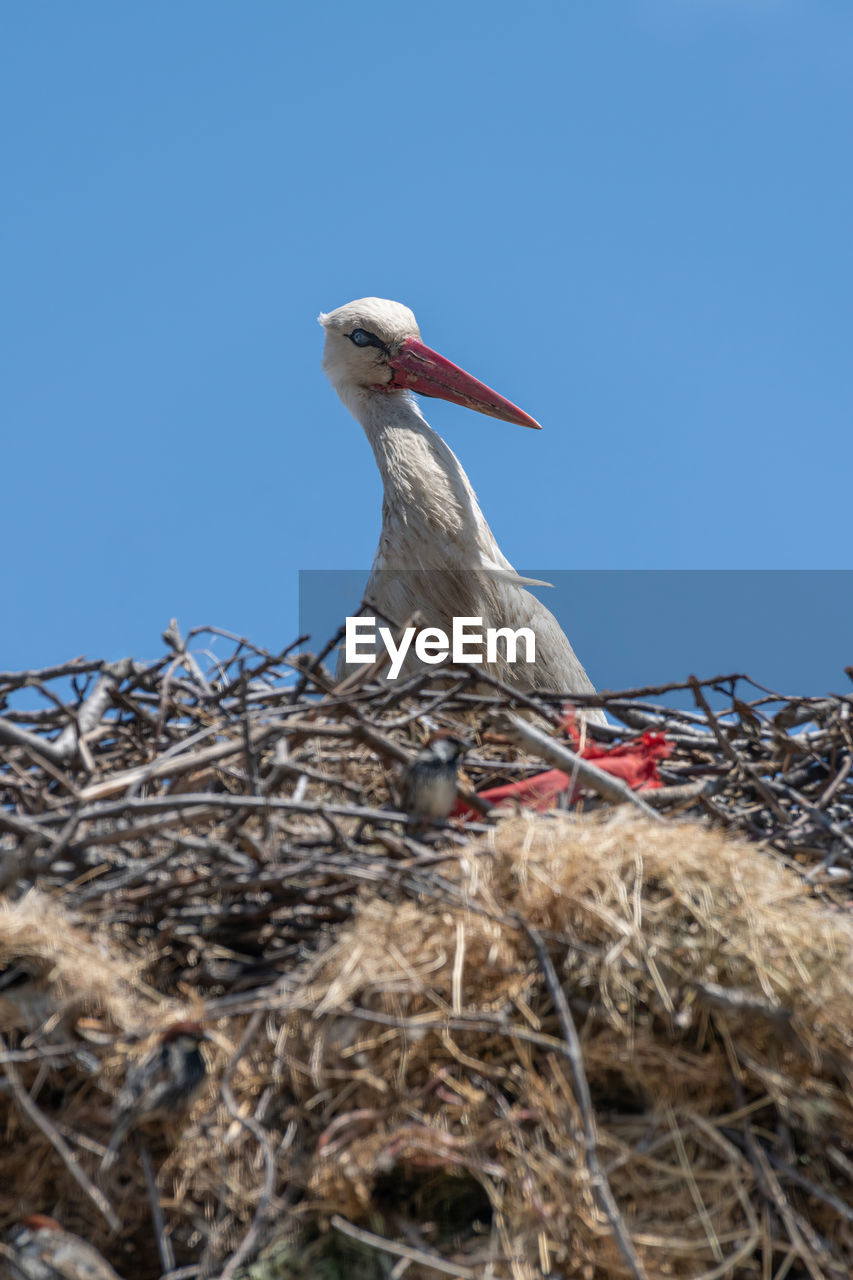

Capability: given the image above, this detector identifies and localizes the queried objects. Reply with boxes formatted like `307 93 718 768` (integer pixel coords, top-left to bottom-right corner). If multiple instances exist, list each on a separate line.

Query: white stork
319 297 602 716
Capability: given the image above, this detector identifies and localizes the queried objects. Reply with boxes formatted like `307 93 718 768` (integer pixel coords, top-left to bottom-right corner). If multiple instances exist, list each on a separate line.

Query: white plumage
319 297 602 718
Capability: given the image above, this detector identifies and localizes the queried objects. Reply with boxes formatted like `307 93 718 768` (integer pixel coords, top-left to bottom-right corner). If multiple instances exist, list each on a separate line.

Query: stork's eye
350 328 376 347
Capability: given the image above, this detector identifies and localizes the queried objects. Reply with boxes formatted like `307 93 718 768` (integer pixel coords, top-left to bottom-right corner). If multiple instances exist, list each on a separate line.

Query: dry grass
275 812 853 1278
2 812 852 1277
1 631 852 1277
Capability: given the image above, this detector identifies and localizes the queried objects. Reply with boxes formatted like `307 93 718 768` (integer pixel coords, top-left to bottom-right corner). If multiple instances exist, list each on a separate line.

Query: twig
816 752 853 810
331 1214 477 1279
592 672 748 701
290 621 347 701
140 1142 175 1275
0 1032 121 1233
518 923 648 1280
162 617 212 695
35 792 414 828
0 656 106 690
641 779 720 808
0 715 74 767
500 712 665 821
52 658 139 760
79 722 282 802
727 1054 838 1280
0 809 59 844
691 981 795 1031
690 677 787 819
722 1131 853 1228
238 659 261 796
218 1010 277 1280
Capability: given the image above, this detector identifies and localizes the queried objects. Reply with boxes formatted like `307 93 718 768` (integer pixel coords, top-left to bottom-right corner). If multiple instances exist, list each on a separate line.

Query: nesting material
0 628 851 1277
0 890 154 1037
284 812 853 1279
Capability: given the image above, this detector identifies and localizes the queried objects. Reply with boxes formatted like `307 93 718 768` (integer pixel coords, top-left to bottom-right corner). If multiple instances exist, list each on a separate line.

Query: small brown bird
403 734 466 823
0 1215 124 1280
100 1020 208 1171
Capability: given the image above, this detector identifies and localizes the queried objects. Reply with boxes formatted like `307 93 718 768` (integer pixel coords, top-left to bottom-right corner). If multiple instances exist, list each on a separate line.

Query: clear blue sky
2 2 851 692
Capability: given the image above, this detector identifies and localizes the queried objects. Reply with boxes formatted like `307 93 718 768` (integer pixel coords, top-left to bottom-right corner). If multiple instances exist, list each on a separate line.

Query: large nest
1 624 852 1278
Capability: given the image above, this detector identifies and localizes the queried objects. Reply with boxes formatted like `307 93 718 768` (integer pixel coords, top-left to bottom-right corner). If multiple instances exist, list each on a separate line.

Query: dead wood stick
640 779 720 808
53 658 138 761
769 777 853 857
259 718 354 738
262 755 362 795
331 1215 477 1279
333 1003 590 1058
140 1142 175 1275
690 678 787 820
218 1010 277 1280
79 723 282 802
289 622 348 701
162 617 211 694
38 793 413 828
751 1130 839 1278
500 712 664 821
691 980 795 1030
448 660 566 724
0 809 59 843
592 672 747 700
0 1034 121 1233
330 623 397 694
517 923 648 1280
773 697 850 731
187 622 289 655
816 751 853 810
727 1058 839 1280
75 711 360 802
0 715 74 767
720 1134 853 1229
214 637 310 700
689 677 739 763
602 705 716 744
0 657 106 690
73 810 230 847
291 650 415 765
238 659 261 796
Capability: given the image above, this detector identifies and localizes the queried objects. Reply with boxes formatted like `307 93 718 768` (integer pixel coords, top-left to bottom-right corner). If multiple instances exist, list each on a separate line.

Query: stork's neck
337 384 510 571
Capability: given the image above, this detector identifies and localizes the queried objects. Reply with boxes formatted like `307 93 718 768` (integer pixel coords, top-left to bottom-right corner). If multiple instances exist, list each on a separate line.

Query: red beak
386 336 541 429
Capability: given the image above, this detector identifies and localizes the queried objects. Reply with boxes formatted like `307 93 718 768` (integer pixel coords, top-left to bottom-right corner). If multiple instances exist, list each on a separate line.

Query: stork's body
319 298 601 712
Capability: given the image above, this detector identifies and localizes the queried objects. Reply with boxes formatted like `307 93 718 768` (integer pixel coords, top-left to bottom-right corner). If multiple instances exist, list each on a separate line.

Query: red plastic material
455 712 671 819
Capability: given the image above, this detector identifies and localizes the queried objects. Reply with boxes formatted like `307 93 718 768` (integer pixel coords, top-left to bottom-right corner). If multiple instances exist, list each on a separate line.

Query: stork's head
318 296 540 429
